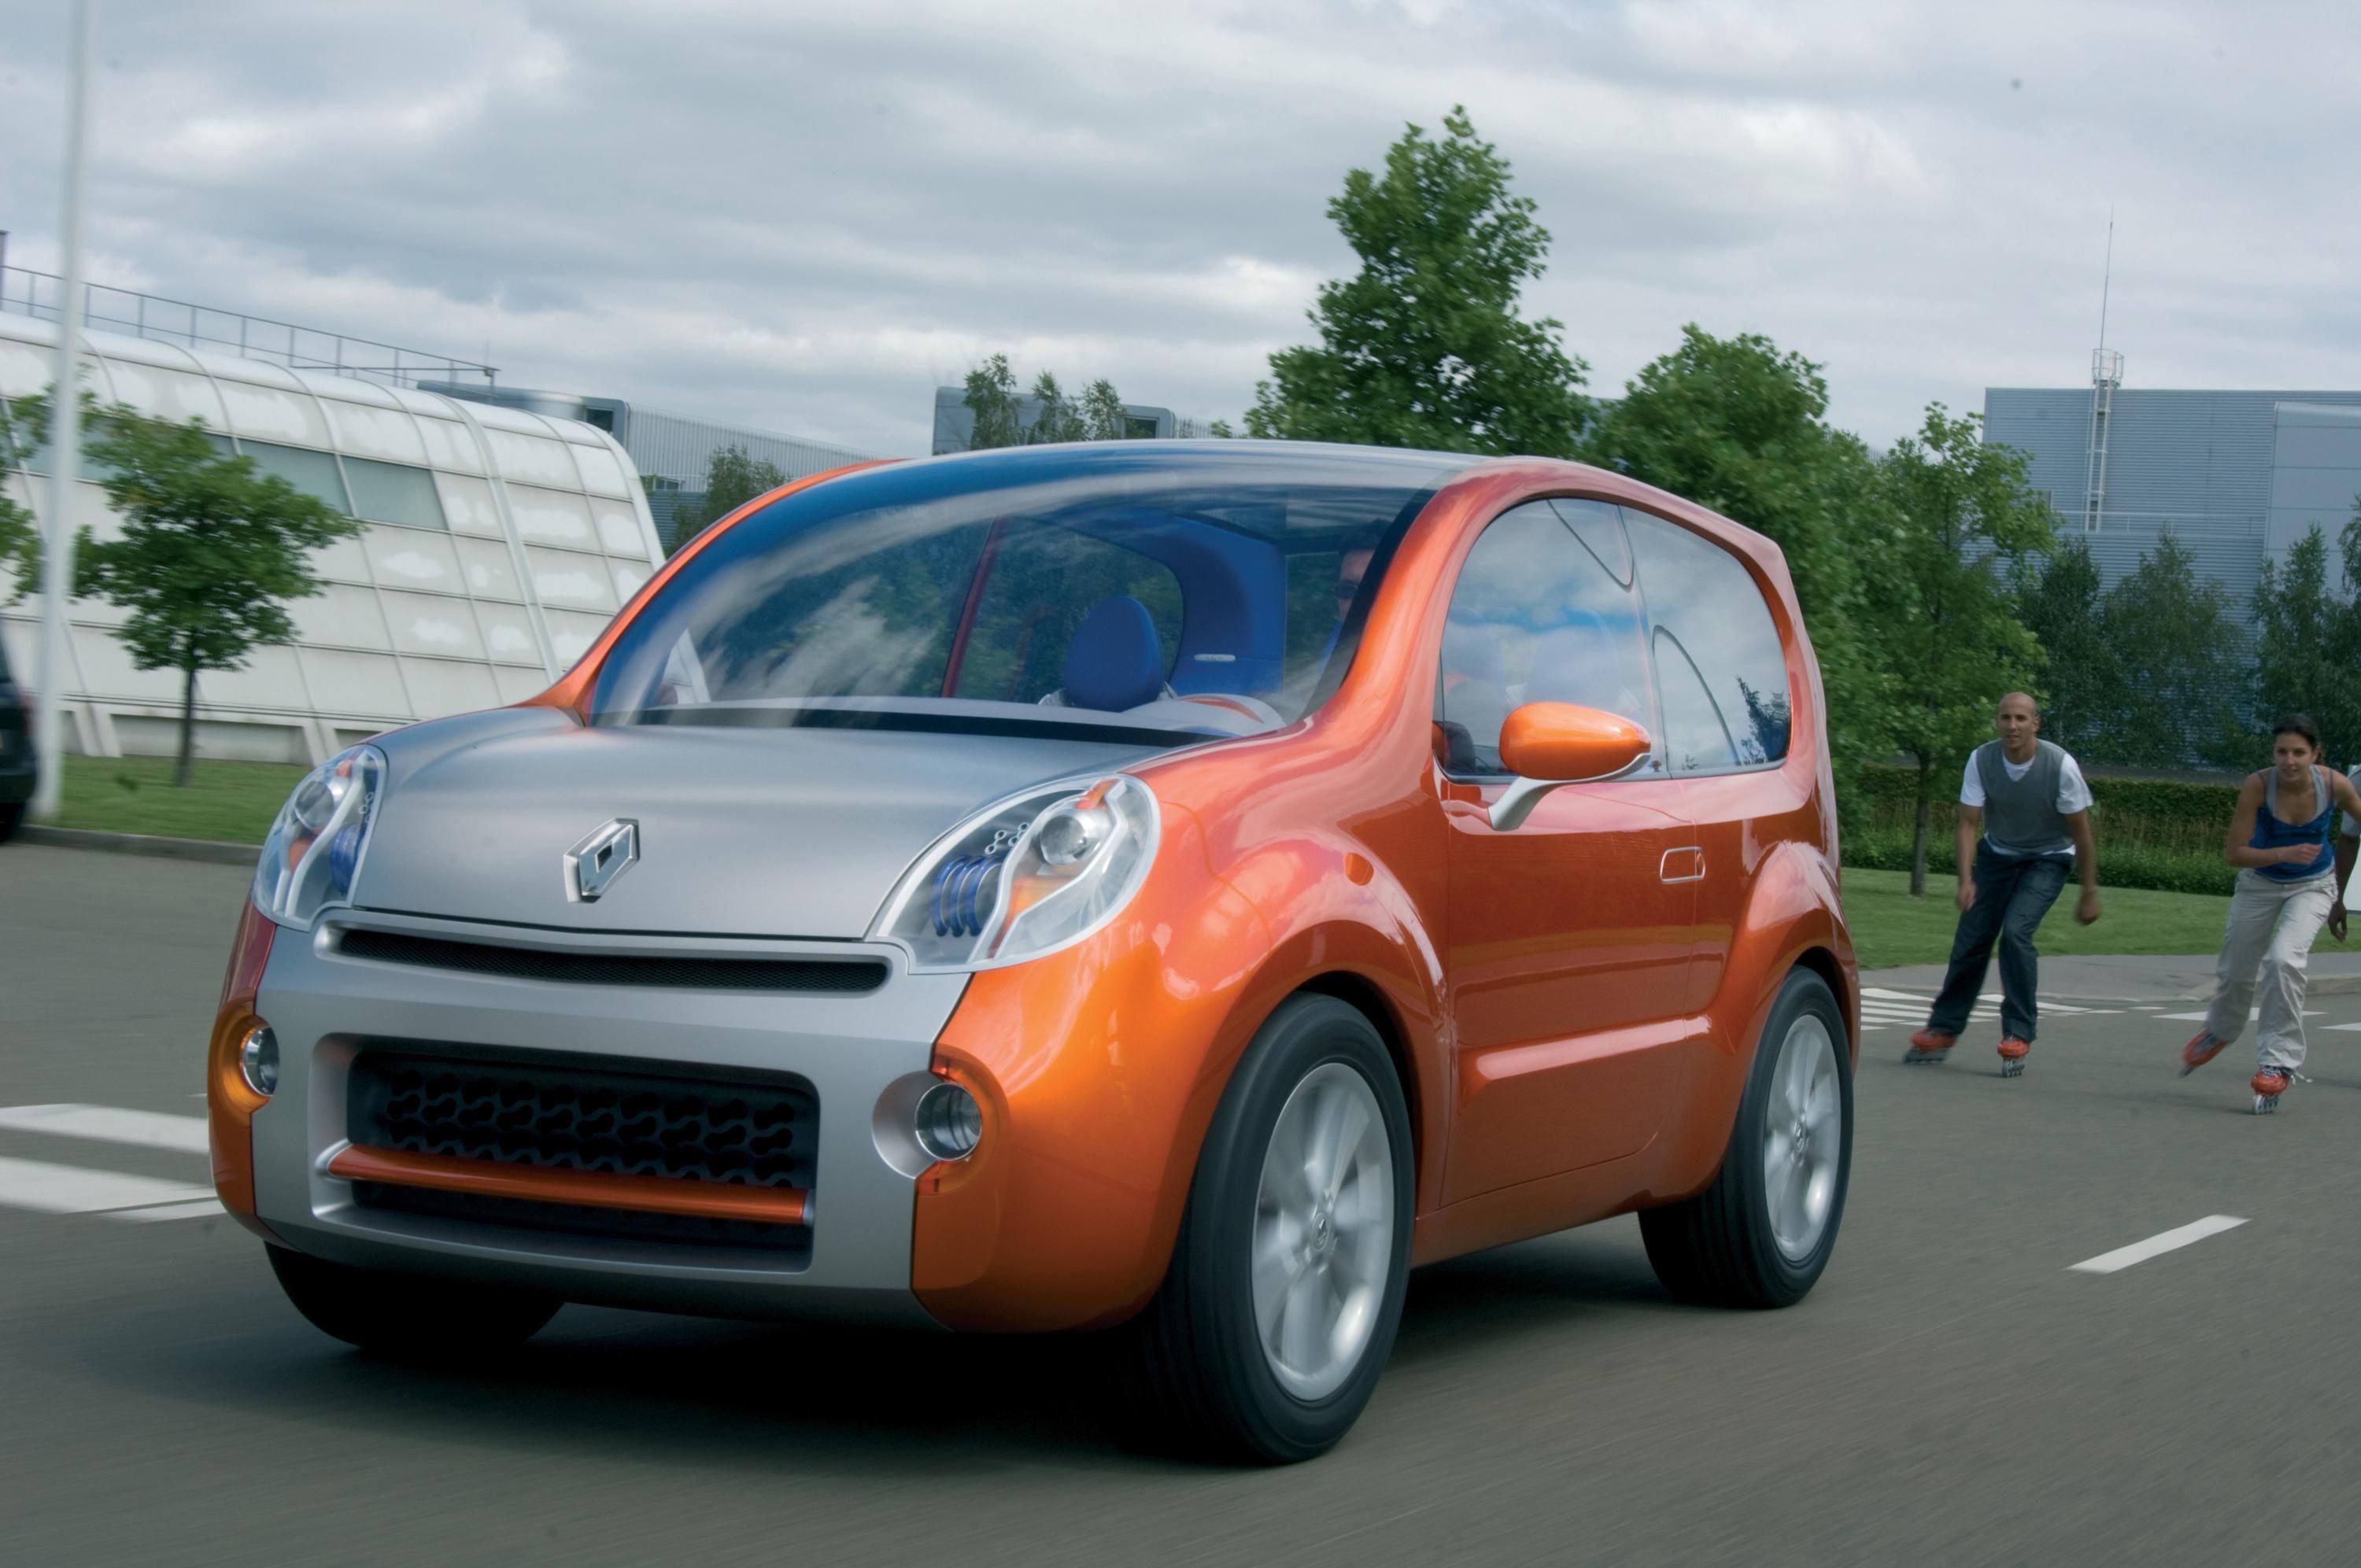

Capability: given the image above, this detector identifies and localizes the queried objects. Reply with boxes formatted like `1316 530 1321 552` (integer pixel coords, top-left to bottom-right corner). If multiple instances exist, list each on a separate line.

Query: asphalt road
6 842 2361 1566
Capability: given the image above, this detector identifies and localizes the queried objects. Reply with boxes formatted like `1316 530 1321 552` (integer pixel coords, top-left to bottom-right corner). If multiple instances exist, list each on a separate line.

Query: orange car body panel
207 898 279 1242
219 450 1854 1331
895 456 1857 1330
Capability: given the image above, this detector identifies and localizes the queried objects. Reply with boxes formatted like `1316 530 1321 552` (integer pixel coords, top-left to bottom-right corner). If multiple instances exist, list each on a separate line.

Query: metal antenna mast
2085 209 2122 533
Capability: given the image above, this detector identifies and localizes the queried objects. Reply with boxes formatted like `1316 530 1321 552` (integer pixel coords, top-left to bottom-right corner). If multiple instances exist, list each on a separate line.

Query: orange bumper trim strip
327 1146 810 1227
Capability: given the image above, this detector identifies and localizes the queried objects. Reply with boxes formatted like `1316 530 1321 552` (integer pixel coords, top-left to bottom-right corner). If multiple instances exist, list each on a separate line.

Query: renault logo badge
564 819 639 902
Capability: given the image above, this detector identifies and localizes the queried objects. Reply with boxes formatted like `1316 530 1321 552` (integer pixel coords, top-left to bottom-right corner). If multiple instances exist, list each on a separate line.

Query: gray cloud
0 0 2354 459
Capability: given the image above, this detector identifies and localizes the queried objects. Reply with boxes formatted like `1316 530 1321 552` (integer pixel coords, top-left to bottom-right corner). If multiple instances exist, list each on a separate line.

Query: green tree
961 356 1136 449
2252 518 2361 764
1580 326 1898 814
963 355 1026 449
2015 536 2116 755
2094 531 2248 768
667 443 787 555
1876 404 2054 894
1243 106 1590 455
28 396 362 785
0 394 39 600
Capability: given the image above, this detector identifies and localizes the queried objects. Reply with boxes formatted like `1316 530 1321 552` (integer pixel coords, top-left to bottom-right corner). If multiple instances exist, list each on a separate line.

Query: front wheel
0 799 23 844
267 1245 563 1358
1639 968 1851 1308
1121 994 1414 1463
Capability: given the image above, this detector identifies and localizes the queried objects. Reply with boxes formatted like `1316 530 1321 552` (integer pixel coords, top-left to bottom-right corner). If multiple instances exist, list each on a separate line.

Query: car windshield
587 443 1464 740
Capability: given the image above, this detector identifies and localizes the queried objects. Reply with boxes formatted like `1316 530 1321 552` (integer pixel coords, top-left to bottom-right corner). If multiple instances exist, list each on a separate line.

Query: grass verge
1841 866 2239 970
52 754 305 845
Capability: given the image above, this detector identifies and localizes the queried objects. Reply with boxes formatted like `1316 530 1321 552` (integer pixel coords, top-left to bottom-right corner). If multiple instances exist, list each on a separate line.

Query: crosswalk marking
0 1104 211 1156
2160 1009 2320 1024
0 1104 219 1223
116 1197 226 1223
0 1154 216 1218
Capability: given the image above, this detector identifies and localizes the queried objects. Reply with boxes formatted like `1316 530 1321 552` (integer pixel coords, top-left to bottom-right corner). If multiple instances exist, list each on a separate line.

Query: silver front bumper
249 909 967 1327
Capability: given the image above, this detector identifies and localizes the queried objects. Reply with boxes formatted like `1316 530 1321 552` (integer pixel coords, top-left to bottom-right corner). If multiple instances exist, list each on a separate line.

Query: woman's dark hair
2271 713 2322 752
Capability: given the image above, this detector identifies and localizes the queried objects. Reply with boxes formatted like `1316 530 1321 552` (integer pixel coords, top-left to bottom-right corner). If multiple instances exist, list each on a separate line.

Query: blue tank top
2252 765 2334 881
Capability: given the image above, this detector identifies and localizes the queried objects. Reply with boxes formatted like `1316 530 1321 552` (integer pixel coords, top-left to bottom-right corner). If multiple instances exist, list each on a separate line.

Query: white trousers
2201 869 2337 1070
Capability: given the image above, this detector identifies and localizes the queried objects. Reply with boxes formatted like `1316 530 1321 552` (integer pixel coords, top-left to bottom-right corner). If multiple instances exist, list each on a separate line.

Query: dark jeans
1927 849 2072 1042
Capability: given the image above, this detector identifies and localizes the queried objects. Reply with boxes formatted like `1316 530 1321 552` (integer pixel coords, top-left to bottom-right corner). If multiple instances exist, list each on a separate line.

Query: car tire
1639 967 1850 1308
1119 994 1414 1464
0 800 22 845
267 1245 563 1357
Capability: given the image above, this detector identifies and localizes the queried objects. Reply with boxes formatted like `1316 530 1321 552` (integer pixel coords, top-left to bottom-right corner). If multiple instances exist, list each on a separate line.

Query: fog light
913 1080 982 1162
239 1025 279 1098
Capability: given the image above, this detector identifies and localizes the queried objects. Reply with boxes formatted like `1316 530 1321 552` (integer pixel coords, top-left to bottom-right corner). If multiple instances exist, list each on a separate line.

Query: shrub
1846 763 2241 896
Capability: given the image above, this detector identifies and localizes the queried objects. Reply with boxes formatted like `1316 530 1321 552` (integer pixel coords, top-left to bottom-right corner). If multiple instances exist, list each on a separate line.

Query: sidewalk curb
18 825 259 866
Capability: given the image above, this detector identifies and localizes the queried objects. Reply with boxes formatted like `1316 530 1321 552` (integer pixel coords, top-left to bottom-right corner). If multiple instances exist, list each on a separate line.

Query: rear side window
1624 512 1790 771
1436 500 1654 774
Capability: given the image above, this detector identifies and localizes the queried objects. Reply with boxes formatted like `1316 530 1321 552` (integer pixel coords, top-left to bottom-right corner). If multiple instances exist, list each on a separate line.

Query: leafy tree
2252 518 2361 764
960 355 1135 449
667 443 787 555
19 393 361 785
2015 536 2115 755
2095 531 2248 768
1581 327 1897 814
1243 106 1590 455
0 393 39 600
1875 404 2054 893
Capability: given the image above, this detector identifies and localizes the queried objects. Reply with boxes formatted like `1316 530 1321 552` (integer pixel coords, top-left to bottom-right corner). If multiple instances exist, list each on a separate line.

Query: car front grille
345 1048 817 1254
337 928 888 994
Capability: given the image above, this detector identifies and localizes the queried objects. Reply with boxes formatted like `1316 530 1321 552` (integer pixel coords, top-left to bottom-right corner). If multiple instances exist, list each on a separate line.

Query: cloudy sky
0 1 2352 460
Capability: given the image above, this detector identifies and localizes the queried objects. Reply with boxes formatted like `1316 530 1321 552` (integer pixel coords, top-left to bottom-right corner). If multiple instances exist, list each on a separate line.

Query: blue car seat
1058 596 1169 712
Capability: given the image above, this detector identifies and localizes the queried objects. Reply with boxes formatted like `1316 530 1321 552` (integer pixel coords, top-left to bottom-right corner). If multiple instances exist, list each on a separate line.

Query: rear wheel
1121 994 1413 1463
267 1245 562 1358
1639 968 1850 1308
0 800 23 844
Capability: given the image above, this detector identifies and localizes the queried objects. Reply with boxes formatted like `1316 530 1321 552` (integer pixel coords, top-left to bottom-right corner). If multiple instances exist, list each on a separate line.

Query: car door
1439 500 1703 1204
1620 510 1798 1012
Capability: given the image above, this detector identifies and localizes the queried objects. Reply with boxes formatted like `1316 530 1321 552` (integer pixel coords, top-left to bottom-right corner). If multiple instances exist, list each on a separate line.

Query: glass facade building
0 312 665 764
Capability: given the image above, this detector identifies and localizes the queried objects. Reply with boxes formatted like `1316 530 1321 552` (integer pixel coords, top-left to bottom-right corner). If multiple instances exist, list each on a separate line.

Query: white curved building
0 313 663 764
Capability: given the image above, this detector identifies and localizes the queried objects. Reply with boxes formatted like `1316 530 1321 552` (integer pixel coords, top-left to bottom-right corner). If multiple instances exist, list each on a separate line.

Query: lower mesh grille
346 1049 817 1249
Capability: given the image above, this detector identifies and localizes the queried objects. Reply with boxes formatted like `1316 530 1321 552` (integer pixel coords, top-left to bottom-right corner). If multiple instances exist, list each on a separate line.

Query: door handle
1660 847 1705 884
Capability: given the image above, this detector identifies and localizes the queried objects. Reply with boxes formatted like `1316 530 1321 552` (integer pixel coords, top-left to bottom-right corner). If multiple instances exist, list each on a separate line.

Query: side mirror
1488 703 1652 831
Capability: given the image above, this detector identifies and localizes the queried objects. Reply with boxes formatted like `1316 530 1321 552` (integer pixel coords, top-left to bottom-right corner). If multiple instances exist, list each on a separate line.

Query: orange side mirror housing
1489 703 1653 831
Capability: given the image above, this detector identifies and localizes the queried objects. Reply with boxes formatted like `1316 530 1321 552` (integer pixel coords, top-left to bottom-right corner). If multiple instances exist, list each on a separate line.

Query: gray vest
1975 740 2075 858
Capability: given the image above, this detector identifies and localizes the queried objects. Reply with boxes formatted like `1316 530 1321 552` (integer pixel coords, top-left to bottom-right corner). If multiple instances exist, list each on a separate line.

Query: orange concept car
213 440 1857 1462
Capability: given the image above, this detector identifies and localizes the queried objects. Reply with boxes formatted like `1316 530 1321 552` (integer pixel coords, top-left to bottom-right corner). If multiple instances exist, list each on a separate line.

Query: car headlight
872 773 1159 972
253 744 386 931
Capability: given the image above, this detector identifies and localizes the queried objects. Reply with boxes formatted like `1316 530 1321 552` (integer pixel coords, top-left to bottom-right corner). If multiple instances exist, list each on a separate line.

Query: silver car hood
354 709 1162 939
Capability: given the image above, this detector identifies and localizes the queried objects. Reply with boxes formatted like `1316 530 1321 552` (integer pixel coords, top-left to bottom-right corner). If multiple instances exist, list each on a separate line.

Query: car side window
1436 501 1656 775
1623 511 1791 771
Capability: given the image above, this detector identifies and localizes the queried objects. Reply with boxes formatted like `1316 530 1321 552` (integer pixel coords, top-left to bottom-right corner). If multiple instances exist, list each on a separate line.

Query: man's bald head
1995 691 2041 755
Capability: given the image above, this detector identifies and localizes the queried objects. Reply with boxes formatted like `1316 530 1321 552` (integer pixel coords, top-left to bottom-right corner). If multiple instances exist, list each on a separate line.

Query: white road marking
0 1103 209 1156
0 1155 216 1217
2160 1009 2319 1023
2324 1022 2361 1032
2070 1215 2248 1275
114 1197 225 1223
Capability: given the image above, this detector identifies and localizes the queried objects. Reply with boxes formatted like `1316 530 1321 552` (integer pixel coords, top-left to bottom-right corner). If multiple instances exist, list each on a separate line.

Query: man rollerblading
1910 694 2101 1076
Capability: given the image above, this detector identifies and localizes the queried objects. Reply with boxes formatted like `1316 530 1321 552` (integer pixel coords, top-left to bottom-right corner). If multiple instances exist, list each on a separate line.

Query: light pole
33 0 95 822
